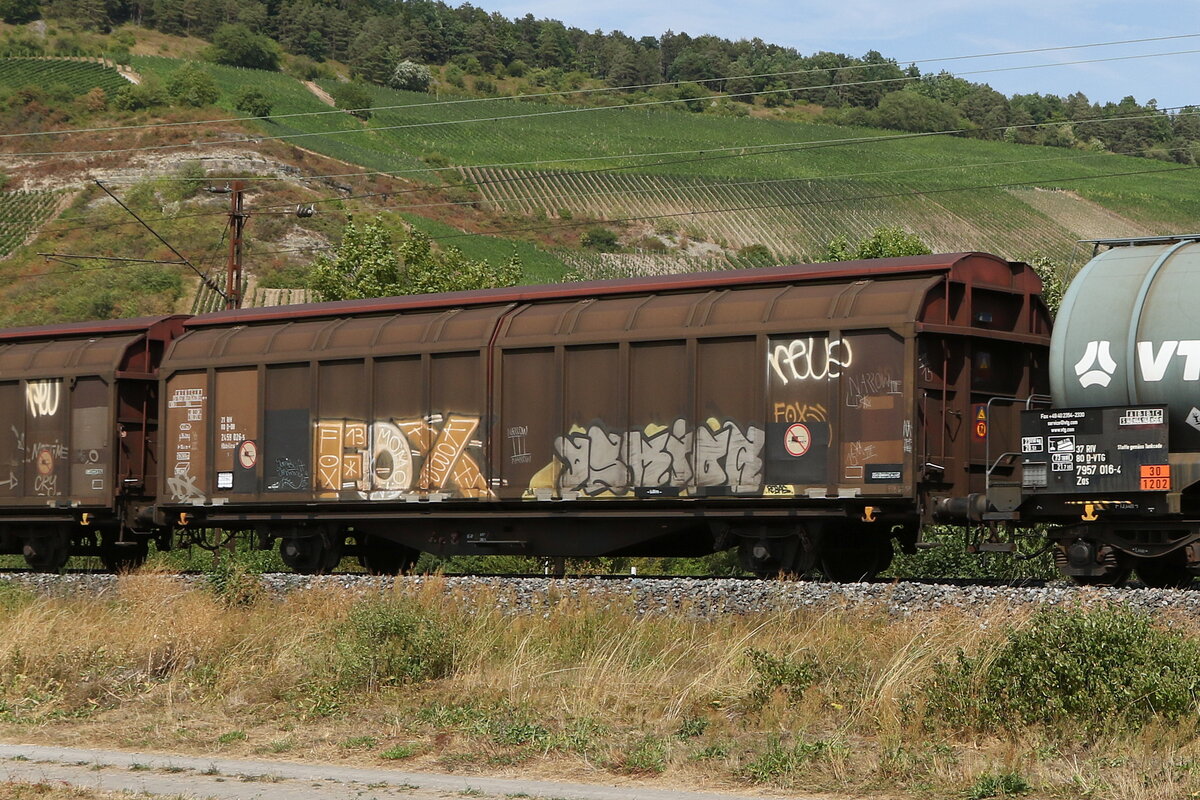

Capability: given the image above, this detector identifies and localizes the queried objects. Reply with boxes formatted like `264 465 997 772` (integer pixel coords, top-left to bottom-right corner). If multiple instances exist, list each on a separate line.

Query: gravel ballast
3 573 1200 616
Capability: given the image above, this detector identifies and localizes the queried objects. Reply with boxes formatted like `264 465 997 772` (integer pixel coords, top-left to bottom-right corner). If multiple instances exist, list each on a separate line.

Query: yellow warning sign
972 404 987 440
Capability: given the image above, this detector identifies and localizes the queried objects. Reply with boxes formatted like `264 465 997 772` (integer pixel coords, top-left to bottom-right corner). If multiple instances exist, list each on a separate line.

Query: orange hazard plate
1139 464 1170 491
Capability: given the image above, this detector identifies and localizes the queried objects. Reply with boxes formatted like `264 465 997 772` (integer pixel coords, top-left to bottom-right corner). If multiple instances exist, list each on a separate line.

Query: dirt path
304 81 336 107
0 743 810 800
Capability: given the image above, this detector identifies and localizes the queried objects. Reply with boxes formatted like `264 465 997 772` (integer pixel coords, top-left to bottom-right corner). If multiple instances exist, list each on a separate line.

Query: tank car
148 252 1050 578
1013 234 1200 586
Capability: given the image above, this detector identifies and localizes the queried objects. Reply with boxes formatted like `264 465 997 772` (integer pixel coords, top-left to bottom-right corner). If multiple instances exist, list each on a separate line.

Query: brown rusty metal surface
184 253 1027 329
157 254 1050 525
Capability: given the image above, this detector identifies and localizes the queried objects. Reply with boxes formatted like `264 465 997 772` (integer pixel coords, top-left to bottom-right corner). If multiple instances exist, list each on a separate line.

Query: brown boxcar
0 316 185 570
155 253 1050 577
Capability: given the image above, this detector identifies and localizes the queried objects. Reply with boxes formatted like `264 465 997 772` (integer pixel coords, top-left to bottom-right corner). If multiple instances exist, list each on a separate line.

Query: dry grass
0 575 1197 799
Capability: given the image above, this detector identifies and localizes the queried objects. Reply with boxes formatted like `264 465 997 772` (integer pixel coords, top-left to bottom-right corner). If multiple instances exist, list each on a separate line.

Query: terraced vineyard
0 191 61 259
0 58 129 96
106 59 1200 278
462 166 1149 266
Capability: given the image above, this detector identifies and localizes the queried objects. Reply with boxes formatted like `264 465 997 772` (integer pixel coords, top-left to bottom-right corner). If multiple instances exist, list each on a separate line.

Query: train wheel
818 527 892 583
23 530 69 573
737 526 814 578
279 531 342 574
1134 553 1194 589
357 535 418 576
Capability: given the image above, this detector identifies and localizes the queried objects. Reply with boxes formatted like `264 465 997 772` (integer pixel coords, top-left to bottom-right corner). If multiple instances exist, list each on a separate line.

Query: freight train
0 237 1193 584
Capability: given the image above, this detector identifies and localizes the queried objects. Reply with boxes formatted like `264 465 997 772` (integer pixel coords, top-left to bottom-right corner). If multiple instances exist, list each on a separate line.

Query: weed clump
925 606 1200 735
744 648 818 710
329 599 455 692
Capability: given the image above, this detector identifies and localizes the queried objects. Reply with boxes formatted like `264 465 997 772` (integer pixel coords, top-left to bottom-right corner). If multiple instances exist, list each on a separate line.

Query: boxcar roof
186 252 1029 329
0 315 189 343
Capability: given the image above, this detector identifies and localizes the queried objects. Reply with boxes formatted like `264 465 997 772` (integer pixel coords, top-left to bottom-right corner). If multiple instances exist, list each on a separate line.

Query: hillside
0 40 1195 321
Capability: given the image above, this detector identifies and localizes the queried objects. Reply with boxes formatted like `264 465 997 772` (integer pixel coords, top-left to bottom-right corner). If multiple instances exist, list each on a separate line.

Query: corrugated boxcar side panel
628 341 691 496
214 368 258 494
500 348 557 500
0 383 20 497
837 331 907 487
695 337 764 495
424 353 488 497
165 372 207 503
25 378 68 499
70 377 110 500
372 357 424 499
314 361 369 499
560 344 625 497
766 332 840 488
264 365 311 494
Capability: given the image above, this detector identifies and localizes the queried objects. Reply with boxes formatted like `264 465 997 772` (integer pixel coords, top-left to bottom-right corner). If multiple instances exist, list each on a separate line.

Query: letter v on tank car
146 252 1050 580
1009 234 1200 588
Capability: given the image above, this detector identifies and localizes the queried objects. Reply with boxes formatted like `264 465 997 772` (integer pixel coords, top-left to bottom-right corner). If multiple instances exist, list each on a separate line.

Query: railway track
1 572 1197 618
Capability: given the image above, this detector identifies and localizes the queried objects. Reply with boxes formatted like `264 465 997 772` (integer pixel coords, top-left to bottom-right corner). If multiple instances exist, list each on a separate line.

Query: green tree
387 59 432 92
0 0 39 24
309 218 522 301
309 218 401 302
1026 253 1066 318
233 87 272 118
875 90 960 133
821 226 931 261
207 23 281 70
331 81 372 119
165 62 219 107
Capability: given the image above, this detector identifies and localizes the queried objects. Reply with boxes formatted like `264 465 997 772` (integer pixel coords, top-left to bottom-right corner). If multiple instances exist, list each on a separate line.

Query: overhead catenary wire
4 47 1200 161
4 31 1199 144
18 157 1200 290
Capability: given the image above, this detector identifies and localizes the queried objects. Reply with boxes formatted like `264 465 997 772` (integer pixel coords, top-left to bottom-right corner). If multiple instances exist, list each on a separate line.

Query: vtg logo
1074 340 1117 388
1074 339 1200 388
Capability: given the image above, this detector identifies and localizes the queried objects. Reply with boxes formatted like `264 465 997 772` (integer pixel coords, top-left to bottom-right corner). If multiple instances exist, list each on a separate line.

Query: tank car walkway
0 743 833 800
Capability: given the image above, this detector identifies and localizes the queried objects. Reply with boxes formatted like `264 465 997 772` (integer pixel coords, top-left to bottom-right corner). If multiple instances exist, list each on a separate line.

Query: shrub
621 734 667 774
581 226 619 252
165 63 219 108
234 87 272 119
741 736 846 784
329 599 455 692
112 79 167 111
443 64 465 88
745 648 818 709
924 607 1200 735
330 81 372 119
966 771 1032 799
388 60 432 92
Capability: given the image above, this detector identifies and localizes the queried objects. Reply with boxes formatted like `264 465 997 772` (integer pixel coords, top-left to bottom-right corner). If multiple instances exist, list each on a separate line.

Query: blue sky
491 1 1200 109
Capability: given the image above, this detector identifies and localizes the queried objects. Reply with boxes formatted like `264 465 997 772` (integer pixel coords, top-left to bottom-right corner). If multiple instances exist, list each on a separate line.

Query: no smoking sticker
784 423 811 457
237 439 258 469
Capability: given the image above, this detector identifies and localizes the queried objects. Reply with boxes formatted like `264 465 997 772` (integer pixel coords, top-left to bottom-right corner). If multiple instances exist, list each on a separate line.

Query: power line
22 158 1199 290
5 31 1198 143
40 105 1200 237
240 160 1200 256
4 47 1199 160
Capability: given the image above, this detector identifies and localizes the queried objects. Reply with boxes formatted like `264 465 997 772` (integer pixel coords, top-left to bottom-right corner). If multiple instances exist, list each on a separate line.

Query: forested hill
4 0 1197 161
